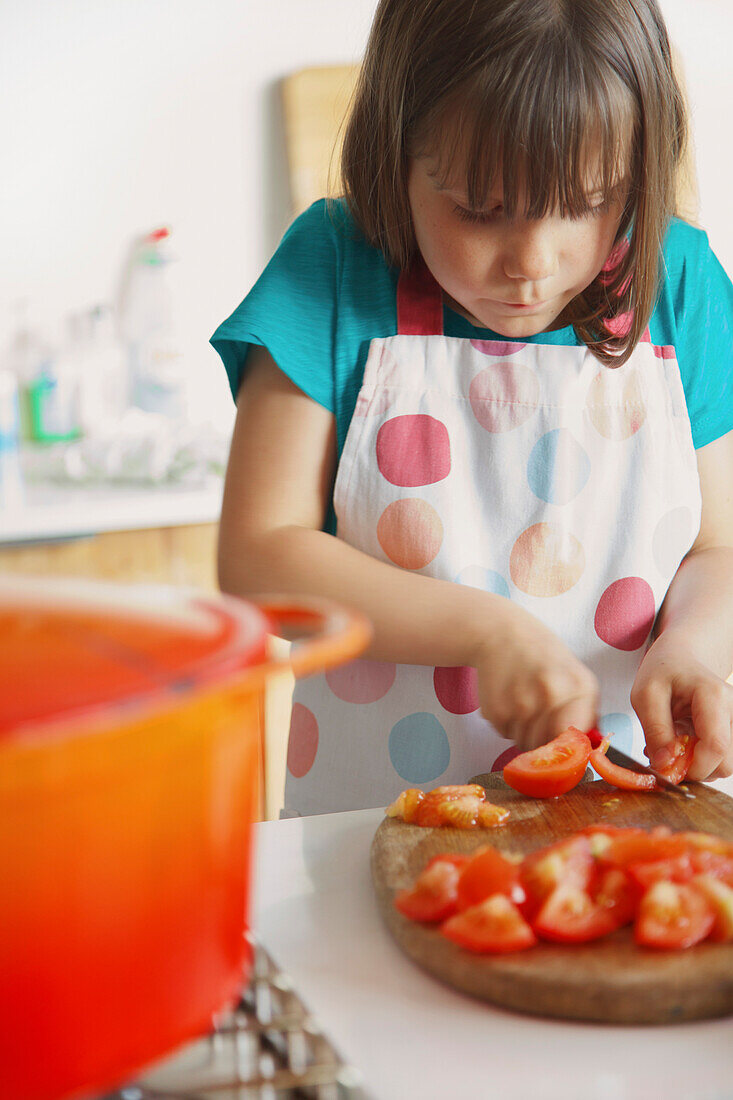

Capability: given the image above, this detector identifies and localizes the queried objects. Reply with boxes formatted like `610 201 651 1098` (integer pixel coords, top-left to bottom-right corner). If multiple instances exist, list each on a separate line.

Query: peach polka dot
377 499 443 570
586 369 647 440
376 415 451 486
287 703 319 778
433 666 480 714
510 523 585 597
325 659 397 703
469 361 540 433
470 340 527 356
594 578 656 651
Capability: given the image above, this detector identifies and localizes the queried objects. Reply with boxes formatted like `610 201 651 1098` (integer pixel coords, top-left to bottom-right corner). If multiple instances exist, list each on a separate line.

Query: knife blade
586 728 696 799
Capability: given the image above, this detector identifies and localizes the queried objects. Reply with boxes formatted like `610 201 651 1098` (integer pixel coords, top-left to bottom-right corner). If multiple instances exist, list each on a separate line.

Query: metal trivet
103 933 369 1100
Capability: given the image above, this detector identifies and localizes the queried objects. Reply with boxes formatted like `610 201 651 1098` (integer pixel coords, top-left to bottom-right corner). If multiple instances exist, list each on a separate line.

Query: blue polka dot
527 429 590 505
388 713 451 784
591 712 635 779
455 566 510 598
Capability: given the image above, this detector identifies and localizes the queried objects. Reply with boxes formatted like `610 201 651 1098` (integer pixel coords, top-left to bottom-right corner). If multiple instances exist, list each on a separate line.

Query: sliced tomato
578 824 642 859
677 831 733 857
385 788 425 823
691 876 733 942
688 849 733 885
590 737 656 791
476 801 511 828
626 853 694 890
520 835 594 916
456 846 524 910
634 880 715 949
394 860 461 923
655 734 696 785
441 894 537 953
601 828 690 868
533 886 613 943
503 727 592 798
424 852 472 873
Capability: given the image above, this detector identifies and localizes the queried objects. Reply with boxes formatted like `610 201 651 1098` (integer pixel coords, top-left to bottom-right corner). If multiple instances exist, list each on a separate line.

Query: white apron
283 262 702 816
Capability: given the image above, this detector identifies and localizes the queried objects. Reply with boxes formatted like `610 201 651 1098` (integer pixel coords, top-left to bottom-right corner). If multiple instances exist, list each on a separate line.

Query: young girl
213 0 733 817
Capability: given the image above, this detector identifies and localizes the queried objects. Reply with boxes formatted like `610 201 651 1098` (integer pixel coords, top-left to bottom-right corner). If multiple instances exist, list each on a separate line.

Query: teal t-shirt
211 197 733 492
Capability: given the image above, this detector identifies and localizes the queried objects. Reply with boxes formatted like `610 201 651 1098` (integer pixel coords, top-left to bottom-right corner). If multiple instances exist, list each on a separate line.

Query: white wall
1 0 731 422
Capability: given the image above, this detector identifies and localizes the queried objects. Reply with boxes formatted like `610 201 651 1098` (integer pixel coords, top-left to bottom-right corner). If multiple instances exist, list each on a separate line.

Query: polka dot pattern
376 414 451 486
377 498 443 569
287 703 319 778
388 713 451 783
325 659 396 703
594 578 656 651
587 370 647 440
455 566 511 598
470 340 527 356
433 666 480 714
469 361 540 432
527 429 591 505
491 745 521 772
653 507 694 579
510 523 585 597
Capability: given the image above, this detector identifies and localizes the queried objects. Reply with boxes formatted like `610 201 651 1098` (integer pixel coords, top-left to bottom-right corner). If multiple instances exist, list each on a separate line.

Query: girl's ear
670 43 699 227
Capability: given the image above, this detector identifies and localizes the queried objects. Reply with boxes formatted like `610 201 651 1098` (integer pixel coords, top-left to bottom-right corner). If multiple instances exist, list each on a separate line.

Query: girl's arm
218 346 599 746
631 430 733 780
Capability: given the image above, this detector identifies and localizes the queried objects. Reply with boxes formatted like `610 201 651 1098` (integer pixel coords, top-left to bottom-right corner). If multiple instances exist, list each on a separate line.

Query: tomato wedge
385 788 425 823
691 876 733 942
600 827 690 868
626 853 694 890
394 860 461 923
590 737 656 791
520 835 594 916
456 847 524 910
655 734 696 784
634 881 715 949
441 894 537 953
503 727 592 798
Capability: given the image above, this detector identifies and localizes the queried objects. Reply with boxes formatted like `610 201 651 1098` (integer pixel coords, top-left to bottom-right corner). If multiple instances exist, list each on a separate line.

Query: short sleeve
210 200 339 411
662 224 733 449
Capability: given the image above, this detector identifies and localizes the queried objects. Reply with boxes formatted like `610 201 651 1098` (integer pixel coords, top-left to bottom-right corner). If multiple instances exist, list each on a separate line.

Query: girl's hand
472 608 599 751
631 633 733 781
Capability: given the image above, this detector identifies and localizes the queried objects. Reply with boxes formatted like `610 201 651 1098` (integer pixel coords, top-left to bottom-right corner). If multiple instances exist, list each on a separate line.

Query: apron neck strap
396 260 444 336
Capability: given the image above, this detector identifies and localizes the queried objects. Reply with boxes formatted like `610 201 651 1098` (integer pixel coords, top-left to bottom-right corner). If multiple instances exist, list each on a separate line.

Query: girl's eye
452 203 502 225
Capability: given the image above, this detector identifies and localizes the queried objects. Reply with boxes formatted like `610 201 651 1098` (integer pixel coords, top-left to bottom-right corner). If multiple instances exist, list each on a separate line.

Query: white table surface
252 806 733 1100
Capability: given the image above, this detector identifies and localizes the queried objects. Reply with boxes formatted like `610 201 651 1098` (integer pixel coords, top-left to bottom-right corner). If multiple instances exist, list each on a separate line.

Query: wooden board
371 774 733 1024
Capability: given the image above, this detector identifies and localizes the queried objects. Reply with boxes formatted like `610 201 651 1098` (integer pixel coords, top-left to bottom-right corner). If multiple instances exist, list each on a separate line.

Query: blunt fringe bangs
339 0 689 366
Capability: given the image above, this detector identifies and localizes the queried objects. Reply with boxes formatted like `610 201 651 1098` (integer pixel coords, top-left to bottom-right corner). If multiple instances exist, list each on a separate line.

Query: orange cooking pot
0 577 370 1100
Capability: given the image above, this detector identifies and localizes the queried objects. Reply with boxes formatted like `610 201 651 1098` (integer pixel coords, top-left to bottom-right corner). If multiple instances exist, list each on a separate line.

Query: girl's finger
630 679 675 770
686 686 732 781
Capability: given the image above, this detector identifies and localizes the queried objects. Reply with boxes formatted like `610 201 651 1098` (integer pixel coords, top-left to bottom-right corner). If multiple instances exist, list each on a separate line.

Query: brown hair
339 0 688 365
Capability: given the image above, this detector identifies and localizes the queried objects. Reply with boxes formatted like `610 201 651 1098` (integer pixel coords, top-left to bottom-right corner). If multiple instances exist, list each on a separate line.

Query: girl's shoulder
660 216 719 282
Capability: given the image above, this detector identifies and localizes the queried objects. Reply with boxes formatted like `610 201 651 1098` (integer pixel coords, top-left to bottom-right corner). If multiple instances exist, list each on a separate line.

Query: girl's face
407 153 628 337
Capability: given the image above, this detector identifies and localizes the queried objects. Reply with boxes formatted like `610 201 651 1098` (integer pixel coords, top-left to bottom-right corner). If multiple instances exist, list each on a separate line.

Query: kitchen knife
586 727 696 799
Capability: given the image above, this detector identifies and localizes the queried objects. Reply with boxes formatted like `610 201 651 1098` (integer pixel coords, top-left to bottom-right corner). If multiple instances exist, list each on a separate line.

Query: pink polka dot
652 345 676 360
492 745 521 772
376 415 451 486
594 578 656 651
433 666 480 714
469 362 540 433
326 659 396 703
470 340 527 356
377 499 443 570
287 703 319 778
510 523 585 597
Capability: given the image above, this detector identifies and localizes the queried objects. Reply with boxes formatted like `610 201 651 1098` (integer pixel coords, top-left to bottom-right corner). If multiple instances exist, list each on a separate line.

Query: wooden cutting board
371 773 733 1024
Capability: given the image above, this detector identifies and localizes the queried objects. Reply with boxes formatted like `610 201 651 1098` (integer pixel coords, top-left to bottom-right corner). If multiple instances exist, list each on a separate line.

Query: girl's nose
502 221 558 283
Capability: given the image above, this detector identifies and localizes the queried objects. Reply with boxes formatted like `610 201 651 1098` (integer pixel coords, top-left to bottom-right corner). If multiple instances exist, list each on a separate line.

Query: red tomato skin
456 847 524 911
602 830 690 868
424 853 472 873
655 734 696 784
590 746 657 791
532 885 618 943
519 836 594 917
393 862 460 923
626 854 694 890
688 850 733 886
634 881 716 949
441 896 537 954
503 729 592 798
